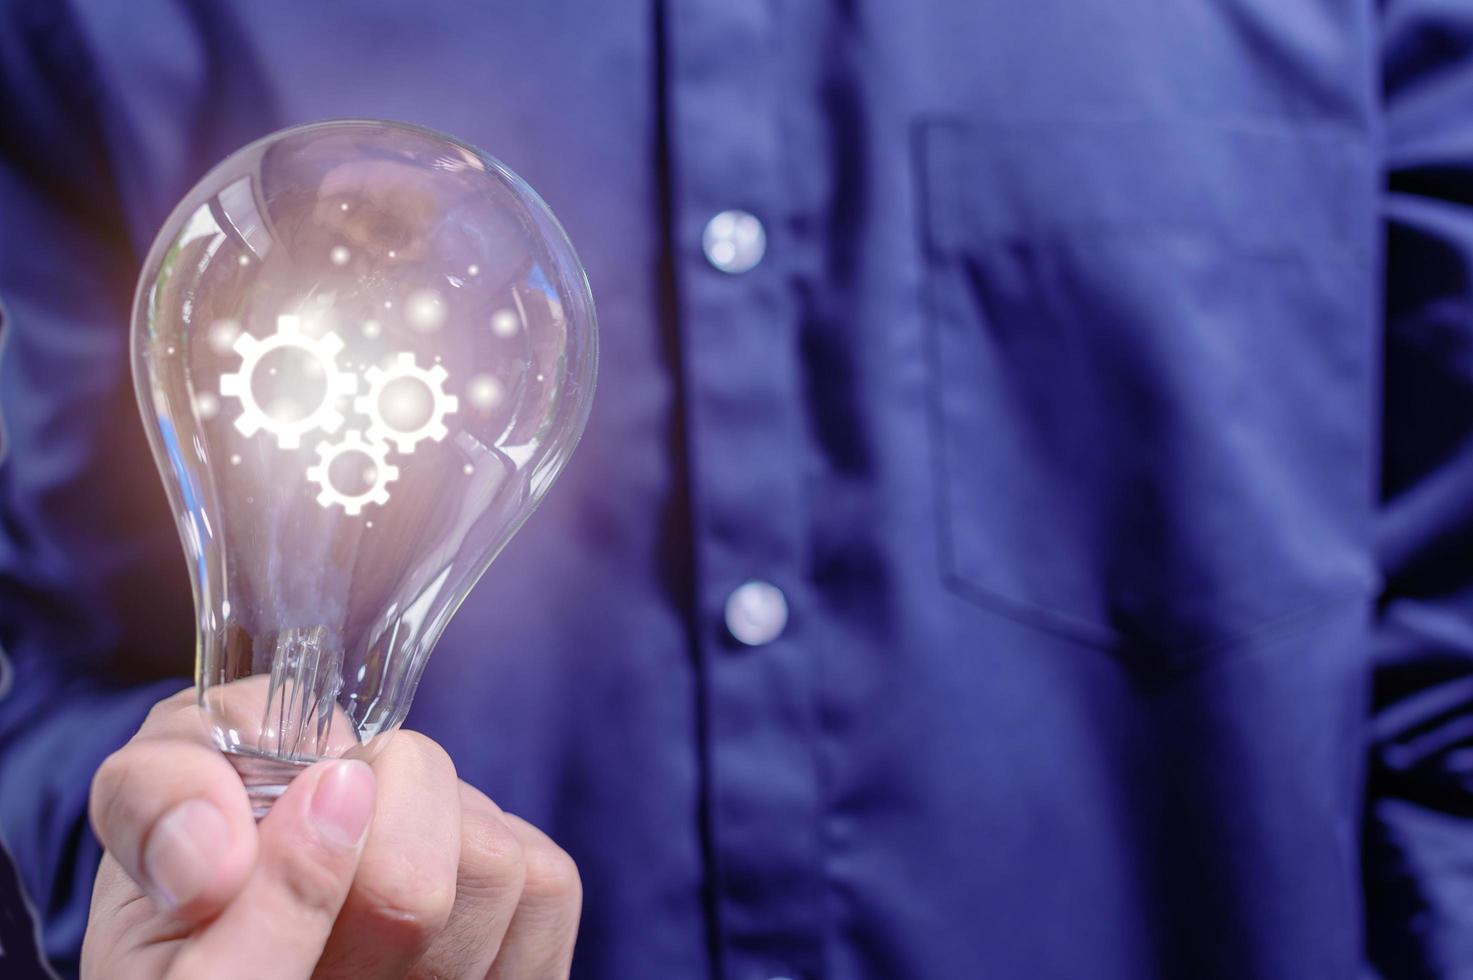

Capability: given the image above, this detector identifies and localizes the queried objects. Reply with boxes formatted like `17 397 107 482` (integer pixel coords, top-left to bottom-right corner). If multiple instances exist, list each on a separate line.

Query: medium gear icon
355 351 459 454
306 430 399 516
219 314 358 449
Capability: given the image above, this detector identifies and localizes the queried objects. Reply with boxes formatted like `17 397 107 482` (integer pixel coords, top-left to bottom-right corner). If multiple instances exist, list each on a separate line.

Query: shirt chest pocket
918 118 1377 667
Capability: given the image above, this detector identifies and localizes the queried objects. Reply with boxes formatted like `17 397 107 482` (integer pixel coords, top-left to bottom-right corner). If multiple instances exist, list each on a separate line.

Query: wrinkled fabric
0 1 1470 977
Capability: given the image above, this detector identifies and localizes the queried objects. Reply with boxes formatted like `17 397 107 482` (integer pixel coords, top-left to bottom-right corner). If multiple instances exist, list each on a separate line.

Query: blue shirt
1 1 1471 977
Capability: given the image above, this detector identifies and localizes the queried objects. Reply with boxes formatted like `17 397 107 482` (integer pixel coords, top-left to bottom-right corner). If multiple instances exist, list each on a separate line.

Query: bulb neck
224 750 314 819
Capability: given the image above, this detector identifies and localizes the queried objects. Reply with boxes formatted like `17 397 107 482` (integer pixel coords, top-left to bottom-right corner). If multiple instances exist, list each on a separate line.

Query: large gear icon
355 351 459 453
219 314 358 449
306 430 399 515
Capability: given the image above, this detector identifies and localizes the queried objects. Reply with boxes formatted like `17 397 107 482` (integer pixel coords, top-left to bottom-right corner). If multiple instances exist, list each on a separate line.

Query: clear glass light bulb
132 120 597 812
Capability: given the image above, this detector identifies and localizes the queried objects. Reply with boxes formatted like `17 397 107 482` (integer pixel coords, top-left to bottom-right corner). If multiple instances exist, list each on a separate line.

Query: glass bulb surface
132 120 596 811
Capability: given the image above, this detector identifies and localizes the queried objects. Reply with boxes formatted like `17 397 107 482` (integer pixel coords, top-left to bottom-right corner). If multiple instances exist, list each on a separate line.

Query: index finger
88 688 259 922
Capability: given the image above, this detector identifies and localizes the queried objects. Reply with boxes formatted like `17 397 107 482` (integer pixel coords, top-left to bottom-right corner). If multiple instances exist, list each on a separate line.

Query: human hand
81 688 581 979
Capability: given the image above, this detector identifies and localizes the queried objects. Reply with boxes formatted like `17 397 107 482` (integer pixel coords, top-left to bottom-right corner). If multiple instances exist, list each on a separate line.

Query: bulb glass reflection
132 120 596 810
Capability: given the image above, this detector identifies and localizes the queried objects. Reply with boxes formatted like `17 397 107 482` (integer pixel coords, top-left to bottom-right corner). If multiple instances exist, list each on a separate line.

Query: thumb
168 759 376 979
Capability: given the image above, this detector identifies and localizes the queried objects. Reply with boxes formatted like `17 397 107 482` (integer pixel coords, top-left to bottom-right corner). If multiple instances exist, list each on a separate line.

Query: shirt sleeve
1366 1 1473 972
0 3 193 974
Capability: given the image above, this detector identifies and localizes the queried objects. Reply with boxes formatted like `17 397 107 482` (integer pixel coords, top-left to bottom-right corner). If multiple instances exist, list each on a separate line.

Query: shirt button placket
664 2 824 977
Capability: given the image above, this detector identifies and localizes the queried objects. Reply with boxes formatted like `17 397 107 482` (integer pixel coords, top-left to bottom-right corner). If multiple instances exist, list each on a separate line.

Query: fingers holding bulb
406 782 527 979
88 688 259 922
481 809 583 979
167 759 376 978
312 731 462 979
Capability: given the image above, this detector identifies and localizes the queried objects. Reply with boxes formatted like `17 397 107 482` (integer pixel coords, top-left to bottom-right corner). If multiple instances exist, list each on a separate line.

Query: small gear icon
306 430 399 515
219 314 358 449
355 351 459 453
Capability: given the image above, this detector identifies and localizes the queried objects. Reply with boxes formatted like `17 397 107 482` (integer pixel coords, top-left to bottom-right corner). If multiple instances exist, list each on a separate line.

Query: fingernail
143 798 229 909
309 760 374 849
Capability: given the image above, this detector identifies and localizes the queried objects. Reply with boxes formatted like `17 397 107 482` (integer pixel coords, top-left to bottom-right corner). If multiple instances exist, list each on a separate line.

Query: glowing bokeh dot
330 246 350 266
407 289 446 332
362 319 382 339
208 319 241 354
467 374 503 410
491 309 520 338
196 392 220 420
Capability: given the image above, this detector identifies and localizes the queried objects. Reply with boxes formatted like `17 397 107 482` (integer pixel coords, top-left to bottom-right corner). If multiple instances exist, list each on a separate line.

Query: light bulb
131 120 597 812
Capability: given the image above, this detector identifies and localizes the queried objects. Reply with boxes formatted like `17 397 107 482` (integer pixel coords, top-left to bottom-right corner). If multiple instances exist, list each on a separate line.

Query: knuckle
389 729 456 778
388 730 456 784
88 747 142 848
89 740 212 850
458 806 526 900
89 748 129 819
520 840 582 910
352 858 456 945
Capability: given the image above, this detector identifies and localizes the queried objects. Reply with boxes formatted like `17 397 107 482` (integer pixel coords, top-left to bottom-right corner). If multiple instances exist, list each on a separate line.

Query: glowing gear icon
306 430 399 515
219 314 358 449
355 352 459 454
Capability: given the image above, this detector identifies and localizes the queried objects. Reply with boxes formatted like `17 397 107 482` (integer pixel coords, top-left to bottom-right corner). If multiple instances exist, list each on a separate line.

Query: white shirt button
702 209 766 273
724 580 788 646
